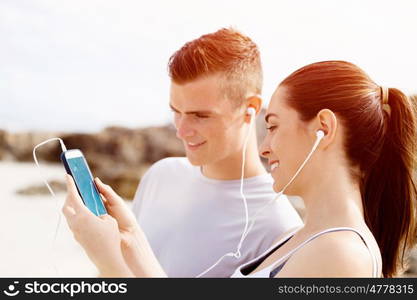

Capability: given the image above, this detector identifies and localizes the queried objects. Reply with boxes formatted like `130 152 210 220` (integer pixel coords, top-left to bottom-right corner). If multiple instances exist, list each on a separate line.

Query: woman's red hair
281 61 417 277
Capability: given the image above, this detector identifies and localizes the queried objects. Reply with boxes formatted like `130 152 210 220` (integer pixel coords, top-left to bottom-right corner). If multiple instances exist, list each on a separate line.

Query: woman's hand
94 177 138 243
62 175 133 277
94 177 166 277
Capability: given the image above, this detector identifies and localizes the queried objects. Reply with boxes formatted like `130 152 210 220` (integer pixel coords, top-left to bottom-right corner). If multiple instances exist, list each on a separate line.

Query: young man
130 28 303 277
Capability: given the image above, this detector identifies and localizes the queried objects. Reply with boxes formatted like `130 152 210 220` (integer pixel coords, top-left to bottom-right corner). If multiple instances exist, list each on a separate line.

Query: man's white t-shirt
131 157 303 277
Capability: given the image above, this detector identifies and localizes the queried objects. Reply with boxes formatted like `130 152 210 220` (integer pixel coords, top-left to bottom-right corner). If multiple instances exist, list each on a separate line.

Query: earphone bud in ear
246 107 256 116
316 130 325 140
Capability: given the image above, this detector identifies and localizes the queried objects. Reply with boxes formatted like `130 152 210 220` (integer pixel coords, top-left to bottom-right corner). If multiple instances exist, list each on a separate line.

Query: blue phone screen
67 156 107 216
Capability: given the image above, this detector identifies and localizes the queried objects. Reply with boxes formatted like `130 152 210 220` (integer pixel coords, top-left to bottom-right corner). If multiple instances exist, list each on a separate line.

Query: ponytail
362 88 417 277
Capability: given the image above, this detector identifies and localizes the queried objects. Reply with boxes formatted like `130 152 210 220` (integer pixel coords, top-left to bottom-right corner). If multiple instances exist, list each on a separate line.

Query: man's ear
244 95 262 122
246 95 262 114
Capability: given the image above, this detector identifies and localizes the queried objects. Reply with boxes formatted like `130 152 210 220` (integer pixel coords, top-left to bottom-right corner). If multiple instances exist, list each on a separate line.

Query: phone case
60 150 107 216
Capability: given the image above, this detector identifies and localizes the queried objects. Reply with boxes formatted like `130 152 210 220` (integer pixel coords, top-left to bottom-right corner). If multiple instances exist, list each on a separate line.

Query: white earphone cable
196 108 255 277
241 130 324 241
33 137 67 276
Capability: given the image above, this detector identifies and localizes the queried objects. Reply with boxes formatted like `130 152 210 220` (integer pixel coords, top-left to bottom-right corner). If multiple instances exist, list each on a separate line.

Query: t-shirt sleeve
131 164 155 222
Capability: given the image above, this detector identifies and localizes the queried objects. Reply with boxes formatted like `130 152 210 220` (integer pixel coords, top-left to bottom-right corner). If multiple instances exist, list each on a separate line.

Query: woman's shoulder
276 229 376 277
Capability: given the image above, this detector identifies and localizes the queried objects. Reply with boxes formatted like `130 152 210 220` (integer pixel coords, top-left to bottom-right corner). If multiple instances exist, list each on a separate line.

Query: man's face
170 75 246 166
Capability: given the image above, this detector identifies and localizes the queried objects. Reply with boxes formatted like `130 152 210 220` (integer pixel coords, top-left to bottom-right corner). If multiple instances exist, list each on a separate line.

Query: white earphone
316 130 325 140
246 106 256 117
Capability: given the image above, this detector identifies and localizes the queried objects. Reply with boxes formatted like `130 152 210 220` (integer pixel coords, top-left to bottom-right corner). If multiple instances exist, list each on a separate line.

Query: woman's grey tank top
231 227 379 278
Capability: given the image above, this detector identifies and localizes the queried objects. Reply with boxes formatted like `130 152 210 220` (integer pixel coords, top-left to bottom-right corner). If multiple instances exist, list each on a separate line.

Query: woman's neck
301 165 364 231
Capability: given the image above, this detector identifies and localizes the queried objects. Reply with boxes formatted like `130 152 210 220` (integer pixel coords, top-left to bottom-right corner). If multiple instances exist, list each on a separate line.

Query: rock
0 129 6 160
1 125 185 199
140 125 184 163
97 164 152 200
16 180 66 196
4 132 62 162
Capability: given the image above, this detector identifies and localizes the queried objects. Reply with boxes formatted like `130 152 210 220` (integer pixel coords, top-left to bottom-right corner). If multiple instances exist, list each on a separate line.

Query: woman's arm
62 175 134 277
120 226 167 277
94 177 167 277
63 175 166 277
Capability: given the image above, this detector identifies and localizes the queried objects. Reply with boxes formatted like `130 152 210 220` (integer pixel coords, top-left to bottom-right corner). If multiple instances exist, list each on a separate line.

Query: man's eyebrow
169 104 179 112
169 104 213 115
265 113 278 123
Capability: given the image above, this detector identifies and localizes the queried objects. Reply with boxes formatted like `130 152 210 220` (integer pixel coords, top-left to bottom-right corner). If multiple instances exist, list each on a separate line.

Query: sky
1 0 416 132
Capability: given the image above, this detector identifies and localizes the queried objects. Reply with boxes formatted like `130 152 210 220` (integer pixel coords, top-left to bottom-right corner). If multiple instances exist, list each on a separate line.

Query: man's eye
196 114 209 119
266 125 277 132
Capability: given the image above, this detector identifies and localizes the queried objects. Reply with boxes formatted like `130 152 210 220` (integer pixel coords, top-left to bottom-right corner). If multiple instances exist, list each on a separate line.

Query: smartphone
61 149 107 216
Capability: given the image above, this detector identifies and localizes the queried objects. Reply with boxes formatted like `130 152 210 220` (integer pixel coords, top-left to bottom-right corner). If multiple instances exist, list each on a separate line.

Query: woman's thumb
95 177 121 205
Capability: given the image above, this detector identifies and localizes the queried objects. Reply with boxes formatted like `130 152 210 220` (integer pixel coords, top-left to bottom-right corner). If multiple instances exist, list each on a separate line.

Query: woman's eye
266 125 277 132
196 114 209 119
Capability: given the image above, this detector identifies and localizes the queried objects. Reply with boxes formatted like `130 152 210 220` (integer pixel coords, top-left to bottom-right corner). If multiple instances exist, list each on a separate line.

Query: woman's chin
273 181 299 196
272 181 284 193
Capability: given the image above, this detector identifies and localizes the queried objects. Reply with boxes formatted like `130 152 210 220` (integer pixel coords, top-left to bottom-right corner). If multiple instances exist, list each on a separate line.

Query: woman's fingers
65 174 87 212
62 204 80 230
64 174 95 221
94 177 123 206
94 177 138 231
62 203 75 220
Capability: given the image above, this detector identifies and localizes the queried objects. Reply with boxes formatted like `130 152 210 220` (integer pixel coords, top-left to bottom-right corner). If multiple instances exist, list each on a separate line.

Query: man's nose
175 117 195 139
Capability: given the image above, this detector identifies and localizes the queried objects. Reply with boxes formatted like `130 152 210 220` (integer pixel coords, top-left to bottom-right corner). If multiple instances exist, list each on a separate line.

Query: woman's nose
259 139 271 158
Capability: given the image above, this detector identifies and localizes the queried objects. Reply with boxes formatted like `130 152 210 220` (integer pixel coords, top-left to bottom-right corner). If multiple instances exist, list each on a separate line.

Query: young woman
63 61 417 277
231 60 416 277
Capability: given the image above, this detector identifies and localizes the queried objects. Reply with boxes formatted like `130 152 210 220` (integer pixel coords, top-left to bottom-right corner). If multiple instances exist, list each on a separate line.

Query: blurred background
0 0 416 277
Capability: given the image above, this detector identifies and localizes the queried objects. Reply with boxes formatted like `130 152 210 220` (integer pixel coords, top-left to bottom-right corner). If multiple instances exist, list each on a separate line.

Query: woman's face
260 86 317 195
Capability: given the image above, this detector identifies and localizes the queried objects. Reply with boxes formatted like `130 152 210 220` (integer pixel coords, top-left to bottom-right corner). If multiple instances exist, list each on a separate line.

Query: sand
0 161 99 277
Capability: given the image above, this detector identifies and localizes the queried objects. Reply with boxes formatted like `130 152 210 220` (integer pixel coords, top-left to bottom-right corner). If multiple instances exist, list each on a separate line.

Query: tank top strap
268 227 379 277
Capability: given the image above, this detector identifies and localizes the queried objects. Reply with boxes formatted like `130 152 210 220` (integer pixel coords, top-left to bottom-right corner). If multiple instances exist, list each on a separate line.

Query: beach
0 161 102 277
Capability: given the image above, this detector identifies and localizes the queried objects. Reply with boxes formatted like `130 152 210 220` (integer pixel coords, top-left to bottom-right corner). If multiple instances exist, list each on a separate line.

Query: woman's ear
316 109 337 148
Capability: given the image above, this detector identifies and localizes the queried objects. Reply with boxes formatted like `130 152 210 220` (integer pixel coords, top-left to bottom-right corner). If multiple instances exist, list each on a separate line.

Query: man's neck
201 138 267 180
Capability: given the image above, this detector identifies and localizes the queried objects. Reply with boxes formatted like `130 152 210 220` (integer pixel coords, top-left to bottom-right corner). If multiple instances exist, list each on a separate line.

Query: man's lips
185 141 206 149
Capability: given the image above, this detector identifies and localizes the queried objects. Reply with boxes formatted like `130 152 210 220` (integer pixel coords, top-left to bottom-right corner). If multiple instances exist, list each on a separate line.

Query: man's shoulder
146 157 194 176
132 157 194 211
253 195 303 236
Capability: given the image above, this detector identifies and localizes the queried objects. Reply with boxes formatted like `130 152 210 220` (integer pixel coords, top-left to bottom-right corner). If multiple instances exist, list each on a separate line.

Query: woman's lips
270 161 279 172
